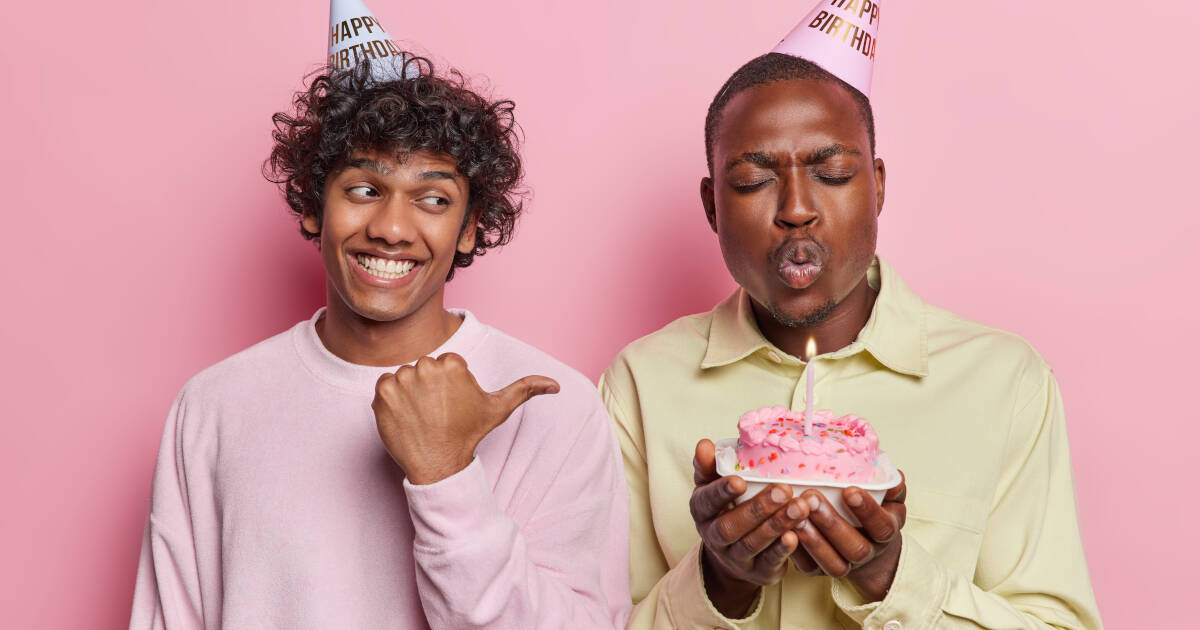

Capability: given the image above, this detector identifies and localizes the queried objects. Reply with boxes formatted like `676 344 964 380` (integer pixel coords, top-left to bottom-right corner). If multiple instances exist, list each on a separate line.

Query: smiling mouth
356 254 417 280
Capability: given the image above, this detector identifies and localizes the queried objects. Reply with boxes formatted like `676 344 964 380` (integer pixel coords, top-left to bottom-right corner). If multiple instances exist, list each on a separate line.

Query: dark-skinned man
601 3 1102 628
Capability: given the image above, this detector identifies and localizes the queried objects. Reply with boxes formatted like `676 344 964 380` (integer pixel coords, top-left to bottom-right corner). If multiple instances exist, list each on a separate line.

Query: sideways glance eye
418 195 450 206
347 186 378 198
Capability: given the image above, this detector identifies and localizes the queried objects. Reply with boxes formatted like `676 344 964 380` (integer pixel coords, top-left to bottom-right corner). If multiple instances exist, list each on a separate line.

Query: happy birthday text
808 0 880 59
329 15 404 70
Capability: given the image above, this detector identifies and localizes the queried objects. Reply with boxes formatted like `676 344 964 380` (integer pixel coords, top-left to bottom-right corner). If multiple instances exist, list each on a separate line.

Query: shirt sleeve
129 391 206 630
599 366 766 630
830 364 1103 630
403 404 631 630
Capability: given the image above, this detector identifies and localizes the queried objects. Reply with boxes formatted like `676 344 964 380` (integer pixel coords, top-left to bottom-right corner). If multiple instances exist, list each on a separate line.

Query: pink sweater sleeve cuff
402 457 505 550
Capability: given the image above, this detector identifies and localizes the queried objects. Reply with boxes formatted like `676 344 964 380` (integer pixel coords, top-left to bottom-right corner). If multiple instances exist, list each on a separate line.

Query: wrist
701 546 760 619
401 450 476 485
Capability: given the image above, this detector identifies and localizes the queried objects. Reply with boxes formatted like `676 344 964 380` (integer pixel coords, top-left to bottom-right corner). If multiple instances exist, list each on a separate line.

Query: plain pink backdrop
1 0 1196 627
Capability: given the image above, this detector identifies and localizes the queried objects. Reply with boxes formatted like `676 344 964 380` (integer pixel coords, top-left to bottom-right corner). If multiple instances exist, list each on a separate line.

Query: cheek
834 212 878 273
422 210 471 260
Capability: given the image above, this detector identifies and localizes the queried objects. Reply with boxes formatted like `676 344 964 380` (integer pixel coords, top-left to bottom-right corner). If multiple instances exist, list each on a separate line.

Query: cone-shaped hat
329 0 414 79
772 0 880 97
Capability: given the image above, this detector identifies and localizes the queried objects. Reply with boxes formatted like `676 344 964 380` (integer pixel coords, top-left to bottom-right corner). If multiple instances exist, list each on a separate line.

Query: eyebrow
805 143 861 163
343 159 460 184
418 170 457 181
725 143 862 173
725 152 777 172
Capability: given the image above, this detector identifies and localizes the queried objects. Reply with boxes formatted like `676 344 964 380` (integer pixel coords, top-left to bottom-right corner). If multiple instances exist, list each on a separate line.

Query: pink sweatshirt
130 309 631 629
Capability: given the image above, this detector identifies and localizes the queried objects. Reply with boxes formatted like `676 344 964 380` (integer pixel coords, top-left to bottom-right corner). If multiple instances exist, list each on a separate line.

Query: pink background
1 0 1196 627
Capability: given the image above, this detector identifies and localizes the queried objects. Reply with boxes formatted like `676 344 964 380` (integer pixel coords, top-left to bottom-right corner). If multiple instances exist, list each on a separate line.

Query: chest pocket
903 488 988 580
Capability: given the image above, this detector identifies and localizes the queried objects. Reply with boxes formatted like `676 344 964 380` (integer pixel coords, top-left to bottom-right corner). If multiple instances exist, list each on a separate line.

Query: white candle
805 337 817 436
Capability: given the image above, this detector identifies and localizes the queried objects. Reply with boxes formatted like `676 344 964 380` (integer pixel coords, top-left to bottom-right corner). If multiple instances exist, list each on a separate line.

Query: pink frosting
735 406 880 482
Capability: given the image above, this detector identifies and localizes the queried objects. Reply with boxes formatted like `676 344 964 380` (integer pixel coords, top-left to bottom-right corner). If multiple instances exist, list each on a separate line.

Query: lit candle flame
806 337 817 361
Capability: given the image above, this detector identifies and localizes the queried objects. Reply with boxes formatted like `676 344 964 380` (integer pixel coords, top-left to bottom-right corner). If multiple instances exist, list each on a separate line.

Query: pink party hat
328 0 415 79
772 0 881 97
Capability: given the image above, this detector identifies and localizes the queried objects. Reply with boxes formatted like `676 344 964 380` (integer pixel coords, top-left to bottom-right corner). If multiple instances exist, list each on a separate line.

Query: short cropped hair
704 52 876 174
265 56 525 277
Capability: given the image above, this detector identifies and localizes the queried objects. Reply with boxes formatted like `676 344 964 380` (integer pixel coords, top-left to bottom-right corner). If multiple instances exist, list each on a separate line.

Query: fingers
490 374 561 418
843 487 899 545
726 497 809 564
795 491 875 578
693 439 722 487
749 530 798 584
694 488 804 589
884 470 907 504
694 439 719 486
793 517 853 578
689 475 746 524
705 484 793 547
790 546 821 575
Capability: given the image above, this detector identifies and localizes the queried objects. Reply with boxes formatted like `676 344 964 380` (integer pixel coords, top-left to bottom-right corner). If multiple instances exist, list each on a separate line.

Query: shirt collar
701 256 928 377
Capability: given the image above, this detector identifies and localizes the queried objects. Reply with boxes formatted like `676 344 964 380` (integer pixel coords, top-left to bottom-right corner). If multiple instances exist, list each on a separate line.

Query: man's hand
690 439 811 619
372 353 559 485
789 472 907 602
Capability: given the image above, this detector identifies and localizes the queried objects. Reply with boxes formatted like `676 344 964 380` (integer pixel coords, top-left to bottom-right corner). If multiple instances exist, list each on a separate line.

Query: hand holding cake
789 471 907 601
710 405 907 601
689 439 813 618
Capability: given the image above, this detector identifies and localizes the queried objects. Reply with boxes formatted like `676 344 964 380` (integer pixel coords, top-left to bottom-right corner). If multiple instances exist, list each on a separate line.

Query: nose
365 196 417 245
775 169 818 230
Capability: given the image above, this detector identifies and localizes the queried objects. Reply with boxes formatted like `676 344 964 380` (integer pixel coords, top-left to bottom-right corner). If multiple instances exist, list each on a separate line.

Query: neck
751 275 878 360
316 284 463 367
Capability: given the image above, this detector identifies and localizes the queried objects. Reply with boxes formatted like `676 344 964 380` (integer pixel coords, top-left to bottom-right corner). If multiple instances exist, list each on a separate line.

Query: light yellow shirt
600 257 1102 630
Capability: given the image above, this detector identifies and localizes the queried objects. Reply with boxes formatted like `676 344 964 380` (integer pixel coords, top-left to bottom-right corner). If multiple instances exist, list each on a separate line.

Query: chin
765 295 837 328
351 299 420 322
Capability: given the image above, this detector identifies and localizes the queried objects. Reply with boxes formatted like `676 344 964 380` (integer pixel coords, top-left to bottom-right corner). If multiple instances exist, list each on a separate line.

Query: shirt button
883 621 903 630
767 351 782 363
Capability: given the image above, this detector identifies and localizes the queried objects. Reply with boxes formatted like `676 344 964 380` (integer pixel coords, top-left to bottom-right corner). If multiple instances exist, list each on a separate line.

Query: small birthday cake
735 406 881 482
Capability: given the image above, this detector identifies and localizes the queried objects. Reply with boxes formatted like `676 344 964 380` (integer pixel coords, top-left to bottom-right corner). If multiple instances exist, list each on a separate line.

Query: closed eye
732 181 771 193
817 175 853 185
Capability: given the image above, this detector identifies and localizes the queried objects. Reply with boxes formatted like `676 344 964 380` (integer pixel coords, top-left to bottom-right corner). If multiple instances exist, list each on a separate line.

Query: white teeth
356 254 416 279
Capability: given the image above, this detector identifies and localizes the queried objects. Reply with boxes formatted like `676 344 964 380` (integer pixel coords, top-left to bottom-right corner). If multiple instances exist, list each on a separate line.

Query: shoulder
922 302 1053 406
598 310 715 426
603 311 714 382
925 304 1048 370
176 323 303 407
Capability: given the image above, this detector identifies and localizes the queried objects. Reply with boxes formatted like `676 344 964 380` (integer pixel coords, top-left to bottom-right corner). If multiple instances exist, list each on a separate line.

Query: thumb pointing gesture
487 375 561 428
372 354 562 485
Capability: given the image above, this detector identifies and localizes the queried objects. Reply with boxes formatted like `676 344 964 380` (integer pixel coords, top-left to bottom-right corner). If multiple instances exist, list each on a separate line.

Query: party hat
772 0 881 97
328 0 415 79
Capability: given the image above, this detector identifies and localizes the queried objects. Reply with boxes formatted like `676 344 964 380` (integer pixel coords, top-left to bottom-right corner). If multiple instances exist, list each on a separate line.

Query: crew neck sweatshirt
130 309 631 629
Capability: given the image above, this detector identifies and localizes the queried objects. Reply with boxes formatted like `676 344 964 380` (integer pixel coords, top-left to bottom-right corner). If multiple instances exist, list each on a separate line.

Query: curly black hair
704 53 876 174
265 55 525 278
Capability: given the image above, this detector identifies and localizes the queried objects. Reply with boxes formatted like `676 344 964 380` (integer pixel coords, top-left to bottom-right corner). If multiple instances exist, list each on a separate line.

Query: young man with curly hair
129 57 631 629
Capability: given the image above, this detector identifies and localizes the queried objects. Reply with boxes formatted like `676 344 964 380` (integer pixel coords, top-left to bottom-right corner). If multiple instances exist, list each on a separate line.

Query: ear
873 157 886 217
457 207 481 255
301 211 321 237
700 176 717 233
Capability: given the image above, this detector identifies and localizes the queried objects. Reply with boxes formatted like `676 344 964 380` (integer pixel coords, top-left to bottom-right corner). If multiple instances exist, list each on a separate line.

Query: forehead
341 149 460 175
714 79 869 165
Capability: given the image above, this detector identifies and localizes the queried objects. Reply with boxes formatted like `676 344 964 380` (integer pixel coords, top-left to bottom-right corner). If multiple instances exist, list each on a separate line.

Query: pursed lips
772 238 826 289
